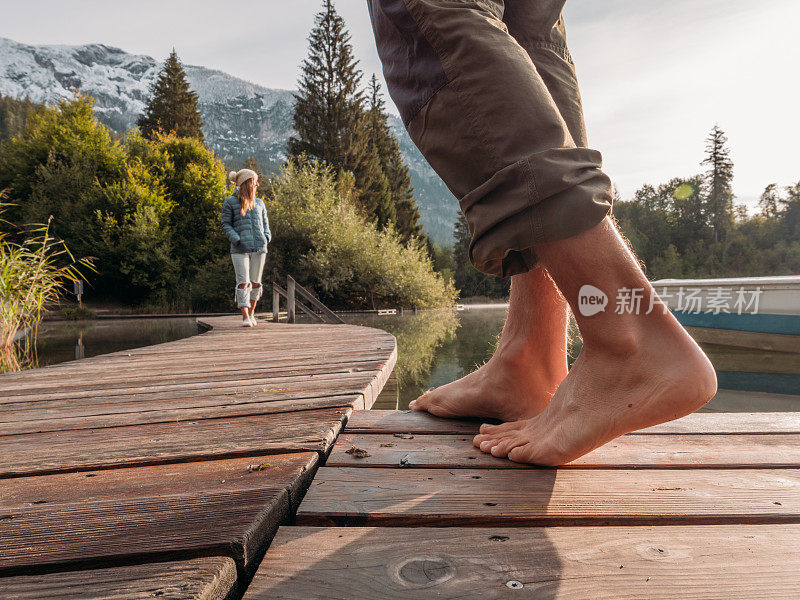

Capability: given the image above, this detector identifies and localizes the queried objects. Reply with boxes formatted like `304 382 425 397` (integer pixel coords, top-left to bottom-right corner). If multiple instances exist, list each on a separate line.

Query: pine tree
0 94 39 142
759 183 780 219
701 125 734 243
138 50 204 142
366 75 423 242
288 1 391 227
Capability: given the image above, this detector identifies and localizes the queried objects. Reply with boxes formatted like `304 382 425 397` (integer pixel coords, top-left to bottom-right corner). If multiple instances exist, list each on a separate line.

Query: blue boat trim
716 371 800 396
673 310 800 336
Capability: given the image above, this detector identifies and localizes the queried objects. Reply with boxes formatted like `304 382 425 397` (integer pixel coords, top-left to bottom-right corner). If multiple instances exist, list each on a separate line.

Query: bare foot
410 266 569 421
473 317 717 465
410 339 567 421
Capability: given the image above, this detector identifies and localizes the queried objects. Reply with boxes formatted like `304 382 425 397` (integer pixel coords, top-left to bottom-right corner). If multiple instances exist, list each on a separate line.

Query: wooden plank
246 525 800 599
328 432 800 469
2 452 317 508
0 371 383 405
0 556 237 600
643 412 800 434
345 410 485 434
344 410 800 435
0 373 376 413
0 357 390 396
296 467 800 526
0 408 348 477
0 393 364 436
0 454 317 573
0 349 393 388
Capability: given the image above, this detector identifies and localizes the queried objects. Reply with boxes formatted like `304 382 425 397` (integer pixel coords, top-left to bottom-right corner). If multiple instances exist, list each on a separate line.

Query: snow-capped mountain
0 37 457 243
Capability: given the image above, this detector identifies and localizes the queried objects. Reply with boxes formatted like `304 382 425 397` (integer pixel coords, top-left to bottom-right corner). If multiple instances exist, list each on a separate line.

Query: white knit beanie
228 169 257 187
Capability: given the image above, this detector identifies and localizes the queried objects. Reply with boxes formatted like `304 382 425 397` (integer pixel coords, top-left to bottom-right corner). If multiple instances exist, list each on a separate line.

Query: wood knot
393 557 454 587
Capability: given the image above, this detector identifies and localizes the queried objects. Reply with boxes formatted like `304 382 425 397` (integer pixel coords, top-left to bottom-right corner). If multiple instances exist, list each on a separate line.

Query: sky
1 0 799 207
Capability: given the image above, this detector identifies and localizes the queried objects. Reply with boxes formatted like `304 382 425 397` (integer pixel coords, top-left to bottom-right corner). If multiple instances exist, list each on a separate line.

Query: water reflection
342 310 460 405
29 318 201 368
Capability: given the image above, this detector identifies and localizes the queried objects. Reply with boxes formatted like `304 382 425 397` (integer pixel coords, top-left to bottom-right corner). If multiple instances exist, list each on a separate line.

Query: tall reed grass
1 196 92 372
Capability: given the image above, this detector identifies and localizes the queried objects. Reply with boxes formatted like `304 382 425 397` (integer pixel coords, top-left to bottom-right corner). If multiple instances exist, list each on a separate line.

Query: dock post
287 276 296 324
272 286 280 322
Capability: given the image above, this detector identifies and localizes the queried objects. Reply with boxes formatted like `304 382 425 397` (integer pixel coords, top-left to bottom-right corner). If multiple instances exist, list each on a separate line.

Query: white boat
651 275 800 353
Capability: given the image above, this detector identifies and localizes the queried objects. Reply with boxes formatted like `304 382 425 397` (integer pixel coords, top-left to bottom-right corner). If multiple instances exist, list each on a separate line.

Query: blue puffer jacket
221 193 272 254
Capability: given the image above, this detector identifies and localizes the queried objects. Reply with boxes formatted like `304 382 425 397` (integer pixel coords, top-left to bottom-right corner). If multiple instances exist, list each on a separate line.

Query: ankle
493 337 567 382
578 308 683 359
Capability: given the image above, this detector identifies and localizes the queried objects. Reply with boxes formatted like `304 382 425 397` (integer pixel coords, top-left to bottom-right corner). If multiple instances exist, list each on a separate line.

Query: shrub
266 160 457 310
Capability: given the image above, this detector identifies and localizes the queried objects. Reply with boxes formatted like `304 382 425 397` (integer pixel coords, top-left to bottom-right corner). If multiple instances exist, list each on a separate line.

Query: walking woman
221 169 271 327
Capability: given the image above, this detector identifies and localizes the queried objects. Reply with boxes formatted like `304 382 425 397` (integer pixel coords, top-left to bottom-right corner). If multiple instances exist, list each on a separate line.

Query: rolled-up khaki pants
368 0 613 277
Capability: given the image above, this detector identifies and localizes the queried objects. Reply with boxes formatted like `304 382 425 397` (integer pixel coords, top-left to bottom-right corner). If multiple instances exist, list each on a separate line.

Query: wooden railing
272 275 345 324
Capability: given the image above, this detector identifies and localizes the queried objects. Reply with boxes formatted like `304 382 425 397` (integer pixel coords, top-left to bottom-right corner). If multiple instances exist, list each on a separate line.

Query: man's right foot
410 266 570 421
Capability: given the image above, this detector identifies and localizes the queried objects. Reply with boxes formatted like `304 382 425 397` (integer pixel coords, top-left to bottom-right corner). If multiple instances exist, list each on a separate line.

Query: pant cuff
463 148 612 278
235 284 251 308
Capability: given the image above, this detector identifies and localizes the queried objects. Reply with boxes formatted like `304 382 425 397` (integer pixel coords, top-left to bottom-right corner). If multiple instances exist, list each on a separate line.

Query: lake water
27 317 201 367
25 309 800 412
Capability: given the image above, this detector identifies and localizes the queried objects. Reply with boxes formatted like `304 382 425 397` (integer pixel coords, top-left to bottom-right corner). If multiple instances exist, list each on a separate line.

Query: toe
490 443 509 457
508 443 561 466
408 391 432 411
479 439 495 453
490 436 526 458
507 444 531 463
480 420 524 435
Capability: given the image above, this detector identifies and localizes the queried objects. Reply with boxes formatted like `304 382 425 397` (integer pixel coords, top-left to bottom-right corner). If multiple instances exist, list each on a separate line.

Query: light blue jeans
231 252 266 308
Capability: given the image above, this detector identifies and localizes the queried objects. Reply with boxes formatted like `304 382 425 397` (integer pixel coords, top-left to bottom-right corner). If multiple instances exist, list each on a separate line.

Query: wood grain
328 432 800 469
0 454 317 573
246 525 800 599
0 371 383 405
345 410 486 434
344 410 800 435
0 556 237 600
0 393 363 436
0 408 348 477
0 358 390 397
296 466 800 526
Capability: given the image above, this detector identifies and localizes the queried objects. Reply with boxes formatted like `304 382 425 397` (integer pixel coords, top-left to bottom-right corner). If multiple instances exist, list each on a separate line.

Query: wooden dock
4 314 800 598
0 316 396 598
247 409 800 599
